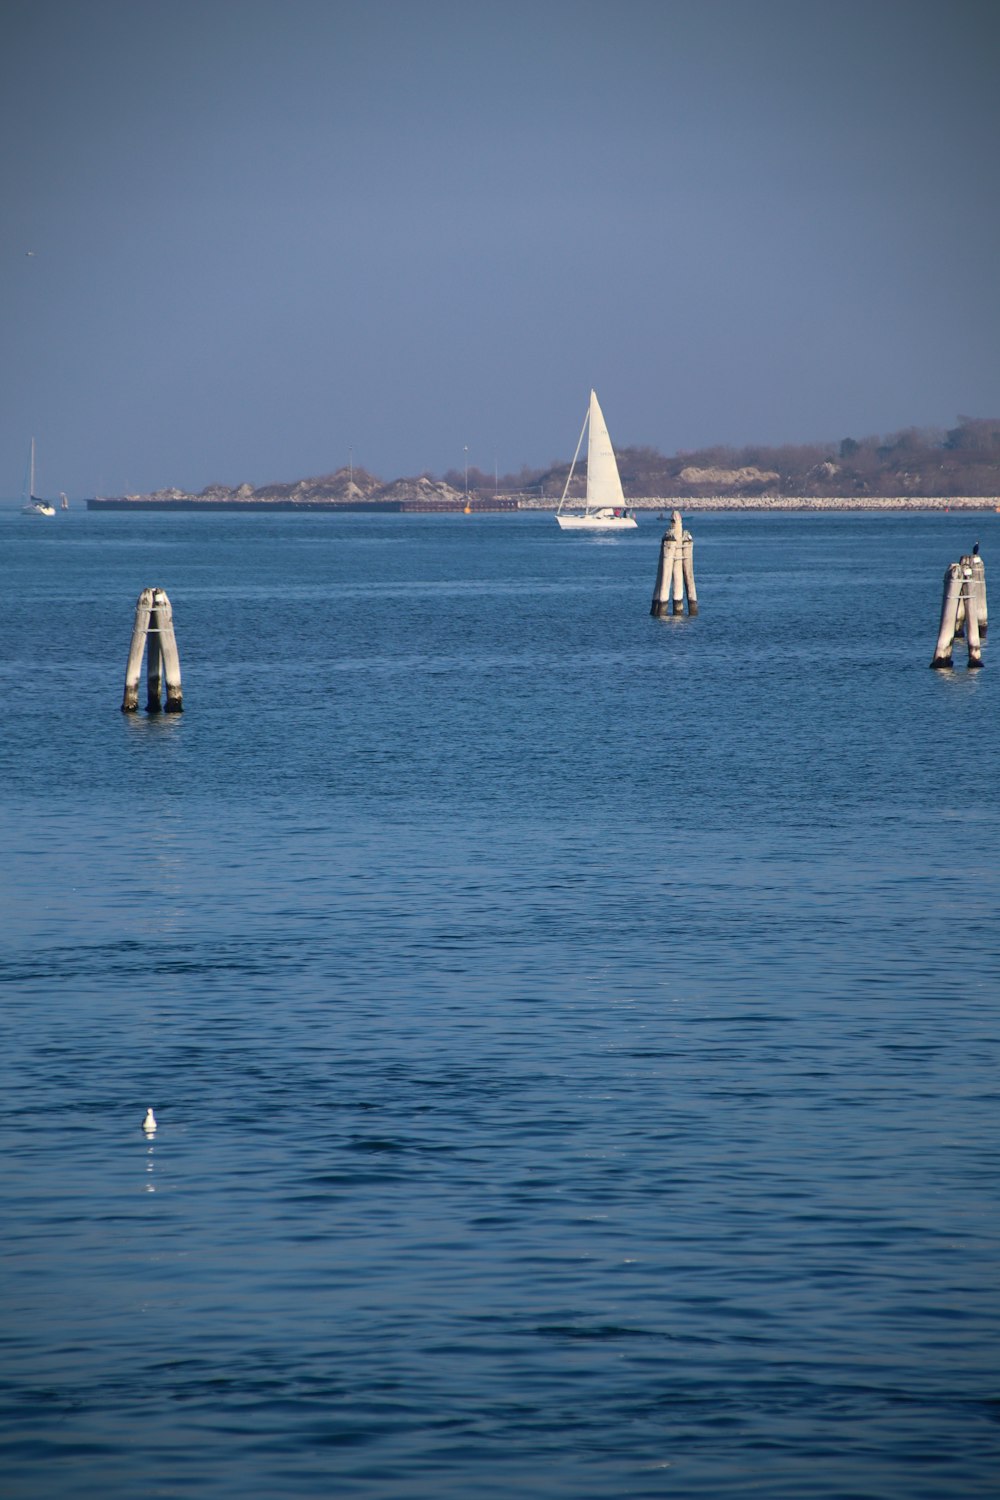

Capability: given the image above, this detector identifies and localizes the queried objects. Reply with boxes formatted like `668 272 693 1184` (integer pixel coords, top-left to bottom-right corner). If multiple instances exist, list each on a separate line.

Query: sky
2 0 998 497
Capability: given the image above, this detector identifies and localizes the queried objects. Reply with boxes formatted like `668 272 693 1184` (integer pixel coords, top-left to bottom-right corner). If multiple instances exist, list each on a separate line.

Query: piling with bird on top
930 548 985 669
956 543 988 640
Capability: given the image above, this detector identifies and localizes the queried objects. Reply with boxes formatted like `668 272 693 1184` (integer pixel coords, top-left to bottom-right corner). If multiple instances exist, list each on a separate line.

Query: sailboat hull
556 510 637 531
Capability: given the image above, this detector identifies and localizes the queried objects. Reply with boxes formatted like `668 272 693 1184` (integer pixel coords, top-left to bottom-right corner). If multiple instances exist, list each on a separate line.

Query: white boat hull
556 510 637 531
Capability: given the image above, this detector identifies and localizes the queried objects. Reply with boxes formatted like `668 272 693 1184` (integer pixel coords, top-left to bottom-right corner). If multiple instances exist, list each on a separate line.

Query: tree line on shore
454 415 1000 500
167 415 1000 504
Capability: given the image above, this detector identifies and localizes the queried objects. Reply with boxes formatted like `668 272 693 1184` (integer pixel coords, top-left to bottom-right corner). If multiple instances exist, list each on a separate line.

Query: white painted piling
955 550 988 642
681 531 698 616
154 590 184 713
955 554 972 638
650 533 678 617
121 587 183 712
669 510 685 614
930 564 964 668
671 547 685 614
965 566 983 668
652 511 698 618
971 551 988 636
122 588 155 712
146 599 163 712
930 559 985 669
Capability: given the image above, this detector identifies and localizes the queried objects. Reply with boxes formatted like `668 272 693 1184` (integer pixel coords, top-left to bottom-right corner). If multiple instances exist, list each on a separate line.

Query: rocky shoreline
80 413 1000 513
87 492 1000 513
555 495 1000 512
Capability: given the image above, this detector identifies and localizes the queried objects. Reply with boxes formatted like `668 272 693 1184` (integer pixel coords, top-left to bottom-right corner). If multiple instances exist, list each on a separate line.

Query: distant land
87 416 1000 511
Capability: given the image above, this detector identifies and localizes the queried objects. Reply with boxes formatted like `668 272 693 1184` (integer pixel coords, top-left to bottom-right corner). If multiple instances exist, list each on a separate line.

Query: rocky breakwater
517 494 999 512
652 495 1000 511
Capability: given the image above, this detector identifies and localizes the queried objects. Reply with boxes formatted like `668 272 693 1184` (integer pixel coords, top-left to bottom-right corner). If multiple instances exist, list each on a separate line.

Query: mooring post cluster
930 548 987 670
109 532 986 710
651 510 698 617
122 587 183 712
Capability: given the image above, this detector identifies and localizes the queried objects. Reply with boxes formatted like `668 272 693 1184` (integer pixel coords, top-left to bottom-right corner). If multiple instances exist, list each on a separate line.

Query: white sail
585 389 626 511
555 388 636 530
22 437 56 516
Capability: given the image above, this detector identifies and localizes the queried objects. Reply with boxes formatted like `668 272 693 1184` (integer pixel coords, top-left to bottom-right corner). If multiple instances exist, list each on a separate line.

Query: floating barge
86 497 521 513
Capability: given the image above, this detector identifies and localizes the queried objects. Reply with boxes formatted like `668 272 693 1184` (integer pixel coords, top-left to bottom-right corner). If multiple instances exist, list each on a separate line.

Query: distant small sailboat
21 439 56 516
555 390 637 531
60 492 69 510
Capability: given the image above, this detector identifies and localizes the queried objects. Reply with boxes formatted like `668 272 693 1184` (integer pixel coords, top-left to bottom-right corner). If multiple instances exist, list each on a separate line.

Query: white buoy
142 1107 157 1133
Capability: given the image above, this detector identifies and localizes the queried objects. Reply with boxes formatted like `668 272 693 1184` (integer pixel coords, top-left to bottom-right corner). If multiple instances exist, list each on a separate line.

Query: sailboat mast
557 401 591 514
30 437 35 498
584 389 598 515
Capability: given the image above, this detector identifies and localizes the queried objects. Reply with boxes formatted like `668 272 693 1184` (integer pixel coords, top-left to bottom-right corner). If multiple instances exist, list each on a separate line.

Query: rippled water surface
1 507 998 1497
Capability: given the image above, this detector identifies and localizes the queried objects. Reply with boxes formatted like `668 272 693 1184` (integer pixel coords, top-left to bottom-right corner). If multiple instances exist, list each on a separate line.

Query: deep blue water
1 506 998 1498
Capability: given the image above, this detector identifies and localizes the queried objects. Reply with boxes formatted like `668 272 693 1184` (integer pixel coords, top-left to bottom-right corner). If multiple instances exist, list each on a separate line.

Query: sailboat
555 389 637 530
20 439 56 516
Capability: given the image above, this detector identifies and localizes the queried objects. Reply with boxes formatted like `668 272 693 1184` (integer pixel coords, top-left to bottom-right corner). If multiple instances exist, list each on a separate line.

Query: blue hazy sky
2 0 998 496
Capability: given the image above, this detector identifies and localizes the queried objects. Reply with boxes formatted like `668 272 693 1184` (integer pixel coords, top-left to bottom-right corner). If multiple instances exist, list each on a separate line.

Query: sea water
1 507 998 1498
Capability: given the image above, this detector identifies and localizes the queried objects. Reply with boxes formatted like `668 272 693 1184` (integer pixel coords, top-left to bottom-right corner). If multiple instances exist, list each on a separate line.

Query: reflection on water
122 711 186 733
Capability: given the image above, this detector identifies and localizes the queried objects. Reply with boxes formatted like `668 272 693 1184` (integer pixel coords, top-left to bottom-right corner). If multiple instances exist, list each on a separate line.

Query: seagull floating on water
142 1107 157 1133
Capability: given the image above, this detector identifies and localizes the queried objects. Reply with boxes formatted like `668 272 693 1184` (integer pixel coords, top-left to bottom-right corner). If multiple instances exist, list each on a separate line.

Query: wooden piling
955 551 988 640
146 599 163 712
930 564 964 668
122 588 155 711
650 533 677 617
955 555 972 637
671 548 685 614
681 531 698 616
669 510 685 614
965 566 983 668
971 552 988 636
651 510 699 619
121 587 183 712
155 590 184 712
